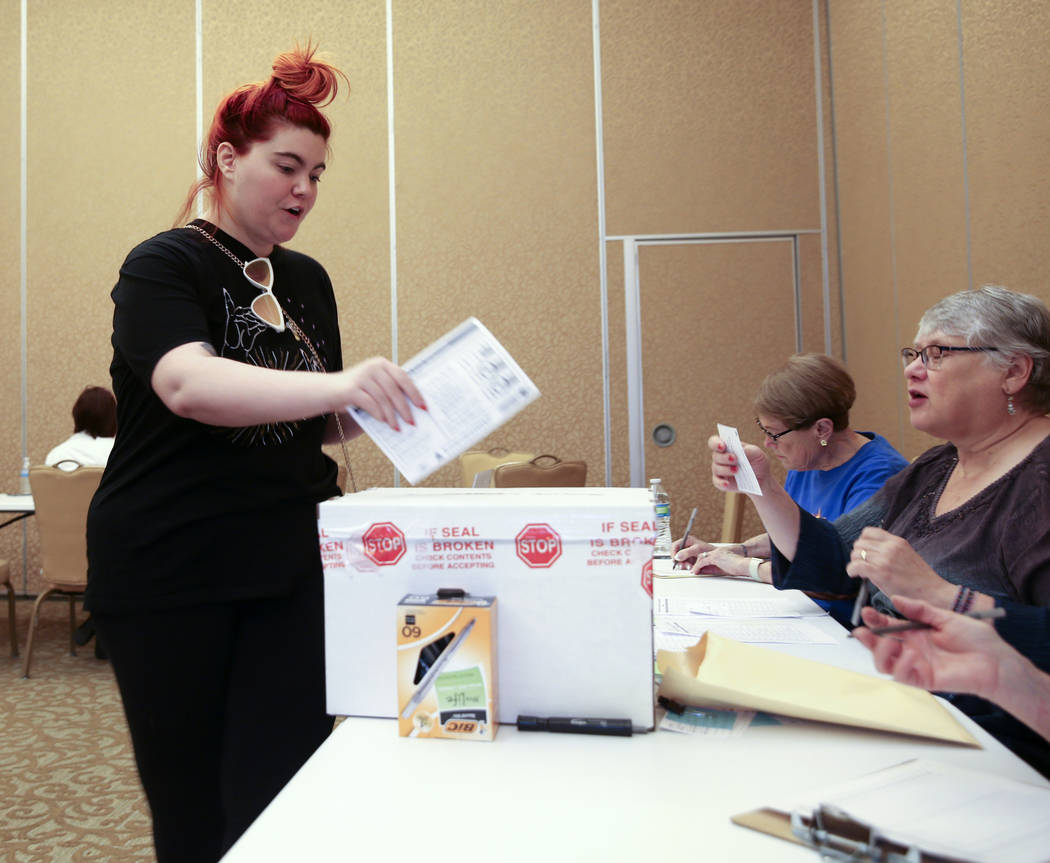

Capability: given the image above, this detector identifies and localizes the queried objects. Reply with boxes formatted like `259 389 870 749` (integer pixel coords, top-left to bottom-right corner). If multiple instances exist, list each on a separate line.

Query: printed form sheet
348 318 540 485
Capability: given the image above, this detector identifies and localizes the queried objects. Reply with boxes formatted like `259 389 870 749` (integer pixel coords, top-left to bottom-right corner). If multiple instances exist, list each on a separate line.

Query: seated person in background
44 385 116 656
854 595 1050 746
707 285 1050 775
675 353 908 625
45 386 117 470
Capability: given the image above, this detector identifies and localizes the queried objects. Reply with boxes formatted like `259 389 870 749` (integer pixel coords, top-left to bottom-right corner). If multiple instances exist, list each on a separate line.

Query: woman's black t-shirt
86 221 342 612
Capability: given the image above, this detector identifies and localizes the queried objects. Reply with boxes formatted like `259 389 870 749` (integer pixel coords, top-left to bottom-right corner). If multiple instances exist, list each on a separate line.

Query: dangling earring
820 439 828 447
1007 394 1016 416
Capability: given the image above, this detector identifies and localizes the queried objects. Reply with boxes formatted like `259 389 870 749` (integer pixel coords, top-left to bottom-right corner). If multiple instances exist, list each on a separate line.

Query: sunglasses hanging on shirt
242 257 285 332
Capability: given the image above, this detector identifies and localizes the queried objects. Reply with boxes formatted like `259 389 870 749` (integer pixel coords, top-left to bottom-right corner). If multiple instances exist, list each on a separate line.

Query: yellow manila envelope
657 633 978 746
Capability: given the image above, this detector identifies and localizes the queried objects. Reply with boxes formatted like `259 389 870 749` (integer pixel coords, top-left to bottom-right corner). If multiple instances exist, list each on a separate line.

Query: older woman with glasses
85 46 424 862
675 353 907 624
709 285 1050 775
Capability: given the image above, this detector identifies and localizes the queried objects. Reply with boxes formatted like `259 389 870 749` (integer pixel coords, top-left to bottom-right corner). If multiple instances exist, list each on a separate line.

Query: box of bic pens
397 590 497 741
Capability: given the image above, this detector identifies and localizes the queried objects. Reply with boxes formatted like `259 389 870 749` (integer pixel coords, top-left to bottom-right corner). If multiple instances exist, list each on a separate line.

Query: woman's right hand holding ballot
708 433 771 493
337 356 425 432
707 432 804 561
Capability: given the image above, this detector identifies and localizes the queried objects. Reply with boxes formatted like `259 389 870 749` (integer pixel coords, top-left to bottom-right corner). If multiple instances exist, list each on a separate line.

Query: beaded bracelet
951 585 975 614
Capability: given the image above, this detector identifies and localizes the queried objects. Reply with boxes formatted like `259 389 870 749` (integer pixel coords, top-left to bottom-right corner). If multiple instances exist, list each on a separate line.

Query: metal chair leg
4 581 17 657
21 588 55 679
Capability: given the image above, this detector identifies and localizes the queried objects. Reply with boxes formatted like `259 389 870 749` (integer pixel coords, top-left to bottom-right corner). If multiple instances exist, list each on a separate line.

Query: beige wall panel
640 241 795 545
1 0 23 588
962 0 1050 303
601 0 820 235
23 0 196 593
826 2 914 457
884 0 969 458
393 0 601 486
203 1 393 490
606 241 629 487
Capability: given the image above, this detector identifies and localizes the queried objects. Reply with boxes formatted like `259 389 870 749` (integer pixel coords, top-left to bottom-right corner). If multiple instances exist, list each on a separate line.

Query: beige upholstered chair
492 454 587 488
22 463 103 678
720 491 746 544
1 558 16 657
459 448 534 488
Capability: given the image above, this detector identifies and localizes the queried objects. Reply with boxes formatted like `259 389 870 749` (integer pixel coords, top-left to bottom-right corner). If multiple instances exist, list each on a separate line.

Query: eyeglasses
243 257 285 333
899 345 997 370
755 417 795 442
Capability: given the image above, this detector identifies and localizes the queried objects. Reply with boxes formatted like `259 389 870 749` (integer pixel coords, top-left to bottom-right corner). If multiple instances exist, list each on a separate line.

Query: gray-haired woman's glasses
900 345 998 370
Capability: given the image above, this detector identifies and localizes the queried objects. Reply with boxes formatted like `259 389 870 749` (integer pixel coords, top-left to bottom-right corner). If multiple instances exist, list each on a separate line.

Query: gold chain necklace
184 223 357 493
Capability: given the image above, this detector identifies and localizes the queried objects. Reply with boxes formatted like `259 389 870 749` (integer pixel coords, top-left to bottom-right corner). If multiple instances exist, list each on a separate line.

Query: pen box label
397 592 497 741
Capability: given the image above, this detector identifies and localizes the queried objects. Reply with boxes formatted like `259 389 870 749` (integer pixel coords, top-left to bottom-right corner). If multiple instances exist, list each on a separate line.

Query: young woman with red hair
86 46 423 862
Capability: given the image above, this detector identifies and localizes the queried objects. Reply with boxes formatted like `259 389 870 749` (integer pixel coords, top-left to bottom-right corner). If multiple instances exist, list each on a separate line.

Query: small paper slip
348 318 540 484
654 593 829 618
655 616 837 645
660 706 757 737
716 423 761 495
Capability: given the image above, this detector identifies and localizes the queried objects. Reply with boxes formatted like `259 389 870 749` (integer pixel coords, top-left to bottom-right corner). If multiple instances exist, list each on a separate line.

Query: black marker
516 715 633 737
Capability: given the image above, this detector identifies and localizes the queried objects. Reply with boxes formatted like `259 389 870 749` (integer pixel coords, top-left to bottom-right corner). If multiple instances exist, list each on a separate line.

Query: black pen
850 579 869 627
516 715 633 737
674 507 698 570
851 607 1006 637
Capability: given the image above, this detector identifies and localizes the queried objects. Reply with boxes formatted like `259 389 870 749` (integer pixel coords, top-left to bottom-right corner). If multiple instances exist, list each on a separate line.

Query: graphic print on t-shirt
219 287 322 447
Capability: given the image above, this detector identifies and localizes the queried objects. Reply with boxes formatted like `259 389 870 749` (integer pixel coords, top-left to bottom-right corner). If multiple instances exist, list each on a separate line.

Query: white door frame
615 230 824 488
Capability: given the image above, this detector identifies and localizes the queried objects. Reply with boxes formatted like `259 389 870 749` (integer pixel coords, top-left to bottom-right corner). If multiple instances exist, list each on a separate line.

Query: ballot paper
348 318 540 484
655 616 837 645
654 630 700 654
716 423 761 495
654 593 829 618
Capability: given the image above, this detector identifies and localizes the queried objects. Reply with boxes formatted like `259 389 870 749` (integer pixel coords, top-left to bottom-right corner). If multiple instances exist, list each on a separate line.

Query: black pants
94 577 334 863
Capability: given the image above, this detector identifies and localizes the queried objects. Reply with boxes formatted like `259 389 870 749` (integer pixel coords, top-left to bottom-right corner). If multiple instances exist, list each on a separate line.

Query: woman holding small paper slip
706 285 1050 775
855 596 1050 746
85 46 423 862
674 353 907 626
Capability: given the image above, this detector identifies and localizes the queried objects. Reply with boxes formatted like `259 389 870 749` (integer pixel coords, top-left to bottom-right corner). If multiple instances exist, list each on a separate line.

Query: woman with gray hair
709 285 1050 774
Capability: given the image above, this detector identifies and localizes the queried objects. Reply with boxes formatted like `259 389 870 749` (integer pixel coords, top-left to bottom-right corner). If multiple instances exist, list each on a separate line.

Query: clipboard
731 758 1050 863
731 805 966 862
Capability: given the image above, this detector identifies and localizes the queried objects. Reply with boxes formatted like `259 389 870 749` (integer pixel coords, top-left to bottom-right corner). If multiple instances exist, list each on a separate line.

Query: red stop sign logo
362 522 406 566
515 523 562 568
641 560 653 597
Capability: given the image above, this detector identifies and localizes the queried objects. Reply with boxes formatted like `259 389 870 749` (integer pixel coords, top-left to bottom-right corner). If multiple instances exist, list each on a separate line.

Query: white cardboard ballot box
319 487 656 729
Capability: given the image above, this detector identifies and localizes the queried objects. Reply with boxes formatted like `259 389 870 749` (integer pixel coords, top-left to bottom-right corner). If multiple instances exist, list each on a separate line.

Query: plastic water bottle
18 457 30 494
650 477 672 559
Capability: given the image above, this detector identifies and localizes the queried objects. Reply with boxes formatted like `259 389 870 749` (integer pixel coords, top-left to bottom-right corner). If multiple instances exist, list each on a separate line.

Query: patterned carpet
1 599 154 863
